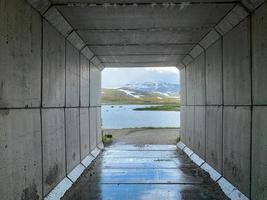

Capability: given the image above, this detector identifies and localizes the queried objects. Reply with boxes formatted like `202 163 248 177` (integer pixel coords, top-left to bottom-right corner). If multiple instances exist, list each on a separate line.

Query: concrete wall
180 3 267 199
0 0 103 199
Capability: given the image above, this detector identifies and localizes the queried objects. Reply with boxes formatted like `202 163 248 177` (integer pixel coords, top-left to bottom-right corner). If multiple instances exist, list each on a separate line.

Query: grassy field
133 104 180 111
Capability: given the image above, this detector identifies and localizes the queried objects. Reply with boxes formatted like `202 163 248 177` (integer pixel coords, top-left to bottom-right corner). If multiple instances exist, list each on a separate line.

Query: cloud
102 67 180 88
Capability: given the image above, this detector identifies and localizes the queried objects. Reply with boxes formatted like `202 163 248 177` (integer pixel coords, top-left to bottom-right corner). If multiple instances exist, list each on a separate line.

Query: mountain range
102 81 180 104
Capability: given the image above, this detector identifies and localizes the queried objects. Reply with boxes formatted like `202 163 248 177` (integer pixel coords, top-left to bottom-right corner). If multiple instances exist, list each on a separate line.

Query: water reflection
62 145 229 200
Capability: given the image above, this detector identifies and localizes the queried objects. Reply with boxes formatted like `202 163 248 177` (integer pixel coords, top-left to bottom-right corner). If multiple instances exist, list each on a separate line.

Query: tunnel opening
100 66 181 146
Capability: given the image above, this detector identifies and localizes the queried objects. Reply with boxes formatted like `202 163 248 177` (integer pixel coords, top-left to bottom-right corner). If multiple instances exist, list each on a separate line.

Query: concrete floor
62 144 229 199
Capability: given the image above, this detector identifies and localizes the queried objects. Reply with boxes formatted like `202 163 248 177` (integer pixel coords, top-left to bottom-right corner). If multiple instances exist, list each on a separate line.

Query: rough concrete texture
223 106 251 196
42 109 66 196
57 3 233 67
252 3 267 105
180 106 186 142
223 18 251 105
96 107 102 144
89 107 97 151
185 106 195 149
0 0 41 108
42 20 66 107
65 108 81 173
66 42 80 107
205 39 222 105
193 106 205 158
0 109 42 200
251 106 267 200
186 62 195 105
80 108 90 160
80 54 90 107
194 53 206 105
90 64 101 107
180 68 186 105
205 106 223 173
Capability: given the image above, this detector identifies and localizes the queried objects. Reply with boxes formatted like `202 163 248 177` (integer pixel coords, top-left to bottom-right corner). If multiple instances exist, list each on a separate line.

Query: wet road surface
62 144 228 200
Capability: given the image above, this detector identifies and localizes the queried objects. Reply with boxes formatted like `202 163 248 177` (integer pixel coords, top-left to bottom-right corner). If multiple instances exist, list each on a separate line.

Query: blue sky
102 67 180 88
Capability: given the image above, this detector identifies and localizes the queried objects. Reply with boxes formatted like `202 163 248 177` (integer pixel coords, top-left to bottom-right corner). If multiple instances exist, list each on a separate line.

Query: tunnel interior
0 0 267 200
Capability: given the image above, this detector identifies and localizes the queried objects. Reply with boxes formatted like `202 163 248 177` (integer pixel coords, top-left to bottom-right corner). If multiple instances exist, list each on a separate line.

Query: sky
102 67 180 88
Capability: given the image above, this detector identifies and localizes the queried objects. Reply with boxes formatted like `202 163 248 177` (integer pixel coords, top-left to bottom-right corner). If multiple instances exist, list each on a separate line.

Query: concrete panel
0 109 42 200
80 108 90 160
194 53 205 105
223 106 251 196
206 39 222 105
205 106 222 173
0 0 41 108
80 55 90 107
252 3 267 105
90 64 102 107
193 106 205 158
180 106 186 143
223 18 251 105
96 107 102 144
65 108 80 173
42 20 66 107
186 106 194 149
186 62 195 105
251 106 267 200
66 42 80 107
180 68 186 105
90 107 97 151
42 109 66 196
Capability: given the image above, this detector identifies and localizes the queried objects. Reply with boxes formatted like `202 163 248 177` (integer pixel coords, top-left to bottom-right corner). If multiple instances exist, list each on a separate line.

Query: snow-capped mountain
121 81 180 96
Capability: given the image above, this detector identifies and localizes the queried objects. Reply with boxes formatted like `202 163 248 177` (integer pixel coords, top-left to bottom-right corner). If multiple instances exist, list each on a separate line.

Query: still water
102 105 180 129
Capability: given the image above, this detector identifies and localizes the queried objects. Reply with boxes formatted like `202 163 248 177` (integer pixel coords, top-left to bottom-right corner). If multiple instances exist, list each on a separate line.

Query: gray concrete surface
251 106 267 200
66 42 80 107
0 0 41 108
193 106 205 158
42 20 66 107
80 55 90 107
0 109 42 200
205 106 223 173
61 144 229 200
205 39 222 105
42 109 66 196
223 106 251 196
180 68 186 105
223 18 251 105
252 3 267 105
80 108 90 160
89 107 97 151
89 65 101 107
65 108 81 173
194 53 206 106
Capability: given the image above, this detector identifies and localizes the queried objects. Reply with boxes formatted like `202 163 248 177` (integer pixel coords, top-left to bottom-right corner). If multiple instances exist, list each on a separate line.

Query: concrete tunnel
0 0 266 199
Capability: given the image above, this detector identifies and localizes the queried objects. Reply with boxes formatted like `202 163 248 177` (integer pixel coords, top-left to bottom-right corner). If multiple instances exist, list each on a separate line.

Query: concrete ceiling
54 1 236 67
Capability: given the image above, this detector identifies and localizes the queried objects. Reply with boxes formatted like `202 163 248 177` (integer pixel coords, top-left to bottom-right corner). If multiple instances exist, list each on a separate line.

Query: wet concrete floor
62 144 228 200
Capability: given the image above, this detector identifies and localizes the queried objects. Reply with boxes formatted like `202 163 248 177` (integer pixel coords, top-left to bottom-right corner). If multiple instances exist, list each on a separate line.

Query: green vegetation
102 135 113 146
176 135 181 143
102 88 179 105
133 104 180 111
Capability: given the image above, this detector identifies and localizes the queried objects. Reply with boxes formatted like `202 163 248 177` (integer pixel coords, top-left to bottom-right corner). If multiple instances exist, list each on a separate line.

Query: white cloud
144 67 179 74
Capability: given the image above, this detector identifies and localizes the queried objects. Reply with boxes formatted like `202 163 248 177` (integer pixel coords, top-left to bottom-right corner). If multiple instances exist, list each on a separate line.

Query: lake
102 105 180 129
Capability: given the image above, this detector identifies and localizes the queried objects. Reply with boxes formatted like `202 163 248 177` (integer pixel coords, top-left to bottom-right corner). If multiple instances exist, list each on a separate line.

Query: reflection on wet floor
62 144 228 200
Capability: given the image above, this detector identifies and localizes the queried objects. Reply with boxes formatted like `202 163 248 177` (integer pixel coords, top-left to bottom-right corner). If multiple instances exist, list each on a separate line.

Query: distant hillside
102 81 180 105
122 81 180 97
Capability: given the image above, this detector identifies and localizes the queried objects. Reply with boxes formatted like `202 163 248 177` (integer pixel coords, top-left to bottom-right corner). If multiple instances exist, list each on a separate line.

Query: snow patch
119 89 142 98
